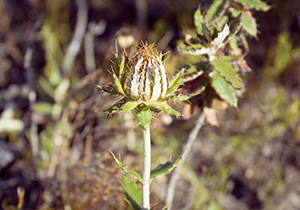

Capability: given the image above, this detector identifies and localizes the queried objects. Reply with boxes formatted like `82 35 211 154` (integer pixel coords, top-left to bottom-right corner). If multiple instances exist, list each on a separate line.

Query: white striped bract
121 46 168 102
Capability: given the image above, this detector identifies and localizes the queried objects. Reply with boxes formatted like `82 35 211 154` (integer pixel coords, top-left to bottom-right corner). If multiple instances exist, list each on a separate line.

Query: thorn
168 154 172 161
110 150 117 159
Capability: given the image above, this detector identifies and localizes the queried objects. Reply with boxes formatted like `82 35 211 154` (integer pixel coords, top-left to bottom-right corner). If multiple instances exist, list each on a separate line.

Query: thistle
99 42 189 129
97 42 188 210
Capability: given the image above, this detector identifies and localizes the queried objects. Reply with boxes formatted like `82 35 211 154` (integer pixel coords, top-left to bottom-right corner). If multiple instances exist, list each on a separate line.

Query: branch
62 0 88 73
165 112 206 209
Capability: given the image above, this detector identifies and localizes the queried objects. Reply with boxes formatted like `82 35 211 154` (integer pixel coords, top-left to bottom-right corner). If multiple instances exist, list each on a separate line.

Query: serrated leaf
210 72 237 107
115 53 120 78
121 101 139 112
34 102 53 115
242 11 257 37
194 8 204 34
122 176 142 210
150 157 182 179
145 102 180 116
205 0 225 22
229 37 238 49
113 74 125 95
211 57 240 88
167 69 184 95
229 13 243 36
136 106 152 130
218 15 228 29
233 0 270 11
173 94 190 102
111 152 143 182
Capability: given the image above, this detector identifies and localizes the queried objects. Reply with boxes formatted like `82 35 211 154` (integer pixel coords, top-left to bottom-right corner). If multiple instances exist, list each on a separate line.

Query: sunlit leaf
210 72 237 107
150 157 182 180
145 102 180 116
205 0 225 22
173 94 190 102
218 15 228 29
167 69 184 95
229 37 238 49
233 0 270 11
121 101 139 112
242 11 257 37
211 56 240 89
113 74 125 95
194 8 204 34
111 152 143 182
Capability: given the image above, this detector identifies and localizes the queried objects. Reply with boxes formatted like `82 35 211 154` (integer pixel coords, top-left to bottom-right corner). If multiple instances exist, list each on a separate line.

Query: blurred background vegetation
0 0 299 209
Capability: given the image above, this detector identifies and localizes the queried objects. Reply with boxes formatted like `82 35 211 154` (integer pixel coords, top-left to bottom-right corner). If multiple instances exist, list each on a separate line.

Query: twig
165 112 206 209
84 20 107 73
62 0 88 73
142 126 151 210
24 14 43 158
84 32 95 73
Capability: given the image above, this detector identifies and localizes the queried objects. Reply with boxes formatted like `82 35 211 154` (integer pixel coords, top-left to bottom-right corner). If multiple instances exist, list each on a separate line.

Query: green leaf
145 102 180 116
211 57 240 89
210 72 237 107
120 55 126 77
240 33 249 51
173 94 190 102
229 13 243 36
115 53 120 78
113 74 125 95
167 69 184 95
121 101 139 112
242 11 257 37
150 157 182 180
194 8 204 34
111 152 143 182
122 176 142 210
38 76 55 98
205 0 224 22
233 0 270 11
136 106 152 130
218 15 228 29
34 102 53 115
229 37 238 50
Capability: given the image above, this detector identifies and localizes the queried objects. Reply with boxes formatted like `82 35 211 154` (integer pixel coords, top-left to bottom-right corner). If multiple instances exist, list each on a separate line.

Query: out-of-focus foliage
0 0 300 209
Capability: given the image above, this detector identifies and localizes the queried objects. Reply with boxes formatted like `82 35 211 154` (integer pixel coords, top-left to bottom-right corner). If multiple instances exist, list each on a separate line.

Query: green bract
99 43 189 129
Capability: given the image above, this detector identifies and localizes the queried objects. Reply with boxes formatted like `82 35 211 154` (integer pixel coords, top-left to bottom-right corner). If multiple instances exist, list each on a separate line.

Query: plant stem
142 126 151 210
165 112 206 209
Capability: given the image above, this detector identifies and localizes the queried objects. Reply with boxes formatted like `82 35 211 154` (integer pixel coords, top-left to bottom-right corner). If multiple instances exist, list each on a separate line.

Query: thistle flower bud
121 44 168 101
99 42 189 126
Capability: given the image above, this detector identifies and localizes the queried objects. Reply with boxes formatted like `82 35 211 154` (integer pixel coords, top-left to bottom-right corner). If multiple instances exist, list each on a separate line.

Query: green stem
142 126 151 210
